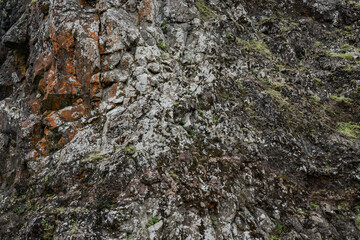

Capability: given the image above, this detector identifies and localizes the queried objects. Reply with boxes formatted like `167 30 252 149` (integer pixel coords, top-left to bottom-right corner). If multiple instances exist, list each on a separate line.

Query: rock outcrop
0 0 360 239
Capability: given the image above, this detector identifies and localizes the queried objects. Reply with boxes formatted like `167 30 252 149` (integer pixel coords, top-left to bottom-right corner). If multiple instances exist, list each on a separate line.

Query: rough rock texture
1 0 360 239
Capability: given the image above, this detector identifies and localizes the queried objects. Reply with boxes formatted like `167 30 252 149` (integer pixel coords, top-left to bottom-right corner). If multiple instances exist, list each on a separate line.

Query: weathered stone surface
0 0 360 239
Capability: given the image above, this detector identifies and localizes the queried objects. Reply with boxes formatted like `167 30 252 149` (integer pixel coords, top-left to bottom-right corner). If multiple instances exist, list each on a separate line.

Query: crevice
0 85 13 101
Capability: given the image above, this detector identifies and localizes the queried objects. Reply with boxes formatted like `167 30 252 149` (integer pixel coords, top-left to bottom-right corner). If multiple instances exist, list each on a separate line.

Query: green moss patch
337 122 360 139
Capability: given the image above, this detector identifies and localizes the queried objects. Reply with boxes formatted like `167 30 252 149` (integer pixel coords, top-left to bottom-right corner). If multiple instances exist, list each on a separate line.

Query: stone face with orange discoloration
35 137 50 155
56 125 78 149
90 73 102 101
43 111 63 130
32 2 101 111
138 0 154 23
59 104 87 122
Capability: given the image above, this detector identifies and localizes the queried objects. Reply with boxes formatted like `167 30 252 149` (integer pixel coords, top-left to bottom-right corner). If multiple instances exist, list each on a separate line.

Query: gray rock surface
0 0 360 239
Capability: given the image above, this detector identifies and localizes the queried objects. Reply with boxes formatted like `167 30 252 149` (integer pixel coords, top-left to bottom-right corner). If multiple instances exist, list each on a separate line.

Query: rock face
0 0 360 239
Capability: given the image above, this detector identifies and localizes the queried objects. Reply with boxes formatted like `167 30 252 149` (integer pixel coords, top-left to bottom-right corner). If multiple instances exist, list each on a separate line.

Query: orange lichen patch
105 22 112 32
59 104 86 122
25 150 40 162
75 169 86 180
51 40 60 54
57 136 67 148
92 101 101 107
39 16 100 113
90 74 102 100
65 60 76 75
30 150 39 161
91 83 102 100
38 66 55 94
57 127 78 148
100 44 105 54
28 97 41 114
49 26 58 52
89 31 99 42
83 73 93 95
108 84 119 99
50 27 75 54
138 0 153 23
100 55 110 71
38 76 48 94
100 22 124 53
41 27 82 104
46 67 56 85
44 129 51 136
76 98 83 104
57 76 82 95
68 127 78 142
36 122 79 156
208 202 216 209
44 111 62 129
47 25 80 98
59 109 74 121
36 137 50 155
84 23 99 42
90 73 100 84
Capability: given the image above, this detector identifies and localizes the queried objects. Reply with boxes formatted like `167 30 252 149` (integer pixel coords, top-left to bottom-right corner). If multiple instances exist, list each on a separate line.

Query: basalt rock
0 0 360 239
